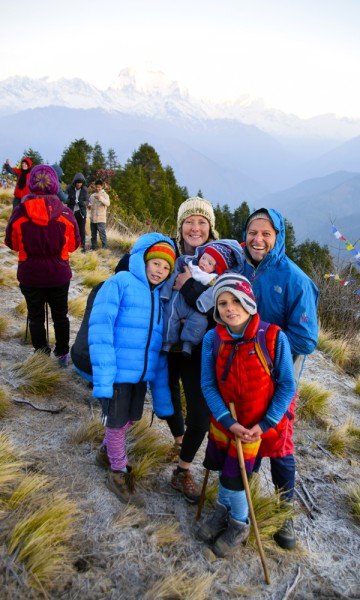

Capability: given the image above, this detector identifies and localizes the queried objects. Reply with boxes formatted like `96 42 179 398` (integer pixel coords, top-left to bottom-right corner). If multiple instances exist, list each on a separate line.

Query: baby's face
198 252 217 274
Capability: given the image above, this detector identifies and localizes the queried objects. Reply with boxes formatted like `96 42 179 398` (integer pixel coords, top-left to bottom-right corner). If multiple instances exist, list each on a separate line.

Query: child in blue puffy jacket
88 232 176 505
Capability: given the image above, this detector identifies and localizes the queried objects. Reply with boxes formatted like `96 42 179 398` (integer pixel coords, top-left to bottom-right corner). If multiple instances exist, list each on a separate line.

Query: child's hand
248 424 263 441
229 422 253 443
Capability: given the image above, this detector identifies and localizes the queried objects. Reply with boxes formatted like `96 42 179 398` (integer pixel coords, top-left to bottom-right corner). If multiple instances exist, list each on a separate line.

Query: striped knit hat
145 242 176 273
213 273 257 323
204 243 236 275
176 197 219 249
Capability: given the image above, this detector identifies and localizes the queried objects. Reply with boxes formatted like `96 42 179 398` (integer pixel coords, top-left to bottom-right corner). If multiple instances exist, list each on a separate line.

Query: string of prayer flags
331 227 360 265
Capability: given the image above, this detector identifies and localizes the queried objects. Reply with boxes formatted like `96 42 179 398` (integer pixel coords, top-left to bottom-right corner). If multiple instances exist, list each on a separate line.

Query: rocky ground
0 229 359 600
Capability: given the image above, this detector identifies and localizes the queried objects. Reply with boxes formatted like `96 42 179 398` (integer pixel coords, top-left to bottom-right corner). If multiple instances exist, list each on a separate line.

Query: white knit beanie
213 273 257 324
177 197 219 250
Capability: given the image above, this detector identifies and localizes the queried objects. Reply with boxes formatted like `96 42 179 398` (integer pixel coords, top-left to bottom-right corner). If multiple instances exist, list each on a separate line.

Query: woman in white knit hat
168 196 220 504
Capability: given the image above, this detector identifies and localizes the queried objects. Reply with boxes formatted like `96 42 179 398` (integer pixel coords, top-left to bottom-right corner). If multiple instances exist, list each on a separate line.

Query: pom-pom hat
176 196 219 249
145 242 176 273
204 243 236 275
213 273 257 324
29 165 59 195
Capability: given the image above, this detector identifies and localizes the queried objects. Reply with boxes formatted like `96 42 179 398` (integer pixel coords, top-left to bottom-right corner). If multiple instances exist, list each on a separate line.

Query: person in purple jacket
5 164 81 366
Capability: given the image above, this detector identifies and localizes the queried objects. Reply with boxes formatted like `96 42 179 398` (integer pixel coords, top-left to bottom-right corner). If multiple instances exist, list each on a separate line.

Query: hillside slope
0 208 359 599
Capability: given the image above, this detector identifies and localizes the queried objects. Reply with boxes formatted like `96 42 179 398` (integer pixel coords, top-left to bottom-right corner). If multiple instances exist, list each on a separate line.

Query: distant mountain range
1 68 359 252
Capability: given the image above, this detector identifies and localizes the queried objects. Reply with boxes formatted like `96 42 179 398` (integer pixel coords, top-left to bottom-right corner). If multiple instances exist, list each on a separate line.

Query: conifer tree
59 138 93 183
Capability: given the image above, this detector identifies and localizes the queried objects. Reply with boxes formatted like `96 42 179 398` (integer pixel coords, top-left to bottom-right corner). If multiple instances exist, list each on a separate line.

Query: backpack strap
255 321 276 382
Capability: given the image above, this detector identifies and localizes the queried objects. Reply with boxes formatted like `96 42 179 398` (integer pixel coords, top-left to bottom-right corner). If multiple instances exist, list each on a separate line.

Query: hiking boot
196 502 229 543
95 445 110 469
105 469 145 507
274 518 296 550
212 516 250 558
171 469 201 504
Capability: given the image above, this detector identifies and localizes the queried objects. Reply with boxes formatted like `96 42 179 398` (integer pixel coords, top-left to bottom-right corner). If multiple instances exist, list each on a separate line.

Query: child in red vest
198 273 296 557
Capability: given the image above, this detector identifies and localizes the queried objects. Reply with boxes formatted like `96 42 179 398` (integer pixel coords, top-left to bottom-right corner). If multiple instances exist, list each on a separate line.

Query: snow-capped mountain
1 68 360 141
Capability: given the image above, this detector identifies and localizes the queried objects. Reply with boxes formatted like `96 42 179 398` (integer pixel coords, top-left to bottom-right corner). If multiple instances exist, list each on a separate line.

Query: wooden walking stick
229 402 271 585
196 468 210 520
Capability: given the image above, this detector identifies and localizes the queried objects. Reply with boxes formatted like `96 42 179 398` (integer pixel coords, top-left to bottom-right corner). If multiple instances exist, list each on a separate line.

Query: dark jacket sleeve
179 278 208 309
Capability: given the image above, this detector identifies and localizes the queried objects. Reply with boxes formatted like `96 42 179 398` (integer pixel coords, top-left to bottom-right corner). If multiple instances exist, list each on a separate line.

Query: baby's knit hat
204 243 236 275
29 165 59 195
145 242 176 273
246 209 275 230
213 273 257 324
176 197 219 248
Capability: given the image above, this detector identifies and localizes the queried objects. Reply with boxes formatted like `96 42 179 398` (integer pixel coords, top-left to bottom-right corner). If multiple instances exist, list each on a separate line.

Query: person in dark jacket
66 172 89 252
5 164 81 365
3 157 33 210
51 163 68 204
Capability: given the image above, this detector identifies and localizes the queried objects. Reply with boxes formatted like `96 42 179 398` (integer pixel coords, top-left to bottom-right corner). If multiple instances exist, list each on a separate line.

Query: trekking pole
196 468 210 521
229 402 270 585
25 313 29 343
45 302 49 347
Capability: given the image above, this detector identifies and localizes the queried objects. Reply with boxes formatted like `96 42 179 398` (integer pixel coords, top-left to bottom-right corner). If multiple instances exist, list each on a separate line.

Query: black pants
75 211 86 249
20 283 70 356
166 348 210 464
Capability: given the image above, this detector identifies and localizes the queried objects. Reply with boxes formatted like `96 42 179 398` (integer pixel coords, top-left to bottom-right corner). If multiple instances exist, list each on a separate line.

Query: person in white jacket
88 180 110 250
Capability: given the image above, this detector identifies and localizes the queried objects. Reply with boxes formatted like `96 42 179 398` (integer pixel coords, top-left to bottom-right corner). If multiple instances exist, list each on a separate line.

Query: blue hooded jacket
242 208 318 356
88 232 175 418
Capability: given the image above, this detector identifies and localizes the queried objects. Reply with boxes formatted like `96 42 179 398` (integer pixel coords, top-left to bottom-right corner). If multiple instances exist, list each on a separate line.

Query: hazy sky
2 0 359 118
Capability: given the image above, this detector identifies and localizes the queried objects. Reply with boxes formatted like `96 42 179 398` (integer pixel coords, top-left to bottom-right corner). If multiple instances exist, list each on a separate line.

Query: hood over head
243 208 285 263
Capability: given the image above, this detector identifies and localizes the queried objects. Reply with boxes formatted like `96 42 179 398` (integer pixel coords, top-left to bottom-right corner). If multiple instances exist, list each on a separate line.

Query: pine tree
90 142 106 180
59 138 93 183
21 148 43 166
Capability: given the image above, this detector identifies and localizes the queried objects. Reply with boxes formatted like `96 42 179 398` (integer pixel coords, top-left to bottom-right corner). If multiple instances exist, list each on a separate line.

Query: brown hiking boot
212 516 250 558
95 445 110 469
196 502 229 543
274 517 296 550
170 469 201 504
105 469 145 507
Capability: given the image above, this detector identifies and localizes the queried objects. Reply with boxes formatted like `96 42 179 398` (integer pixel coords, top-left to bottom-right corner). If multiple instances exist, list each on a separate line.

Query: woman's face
181 215 211 255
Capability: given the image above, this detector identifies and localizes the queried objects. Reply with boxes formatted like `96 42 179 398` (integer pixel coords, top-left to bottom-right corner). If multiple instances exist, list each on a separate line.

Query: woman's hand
173 265 192 291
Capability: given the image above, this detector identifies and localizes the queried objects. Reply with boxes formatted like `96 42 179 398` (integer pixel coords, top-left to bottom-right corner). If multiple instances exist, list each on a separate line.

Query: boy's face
95 184 103 193
217 291 250 333
146 258 171 285
75 181 83 189
199 252 217 274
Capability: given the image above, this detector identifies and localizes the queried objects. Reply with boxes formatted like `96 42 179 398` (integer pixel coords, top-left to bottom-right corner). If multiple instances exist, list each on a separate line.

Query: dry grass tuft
8 472 53 509
354 376 360 396
0 266 18 287
127 414 174 462
298 381 332 424
106 228 138 252
325 421 352 457
317 330 354 370
11 352 65 395
150 520 182 548
0 314 10 338
70 251 100 271
0 384 12 418
80 267 111 288
8 494 80 589
247 474 295 548
0 204 13 220
68 294 87 319
0 434 26 495
69 416 105 445
111 504 147 529
14 298 28 315
143 569 217 600
346 484 360 522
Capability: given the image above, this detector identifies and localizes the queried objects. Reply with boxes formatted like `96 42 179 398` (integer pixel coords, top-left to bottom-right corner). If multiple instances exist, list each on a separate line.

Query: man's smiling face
246 218 276 263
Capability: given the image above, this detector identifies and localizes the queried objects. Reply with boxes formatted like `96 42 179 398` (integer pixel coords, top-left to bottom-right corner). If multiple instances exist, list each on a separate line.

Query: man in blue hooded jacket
242 208 318 550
